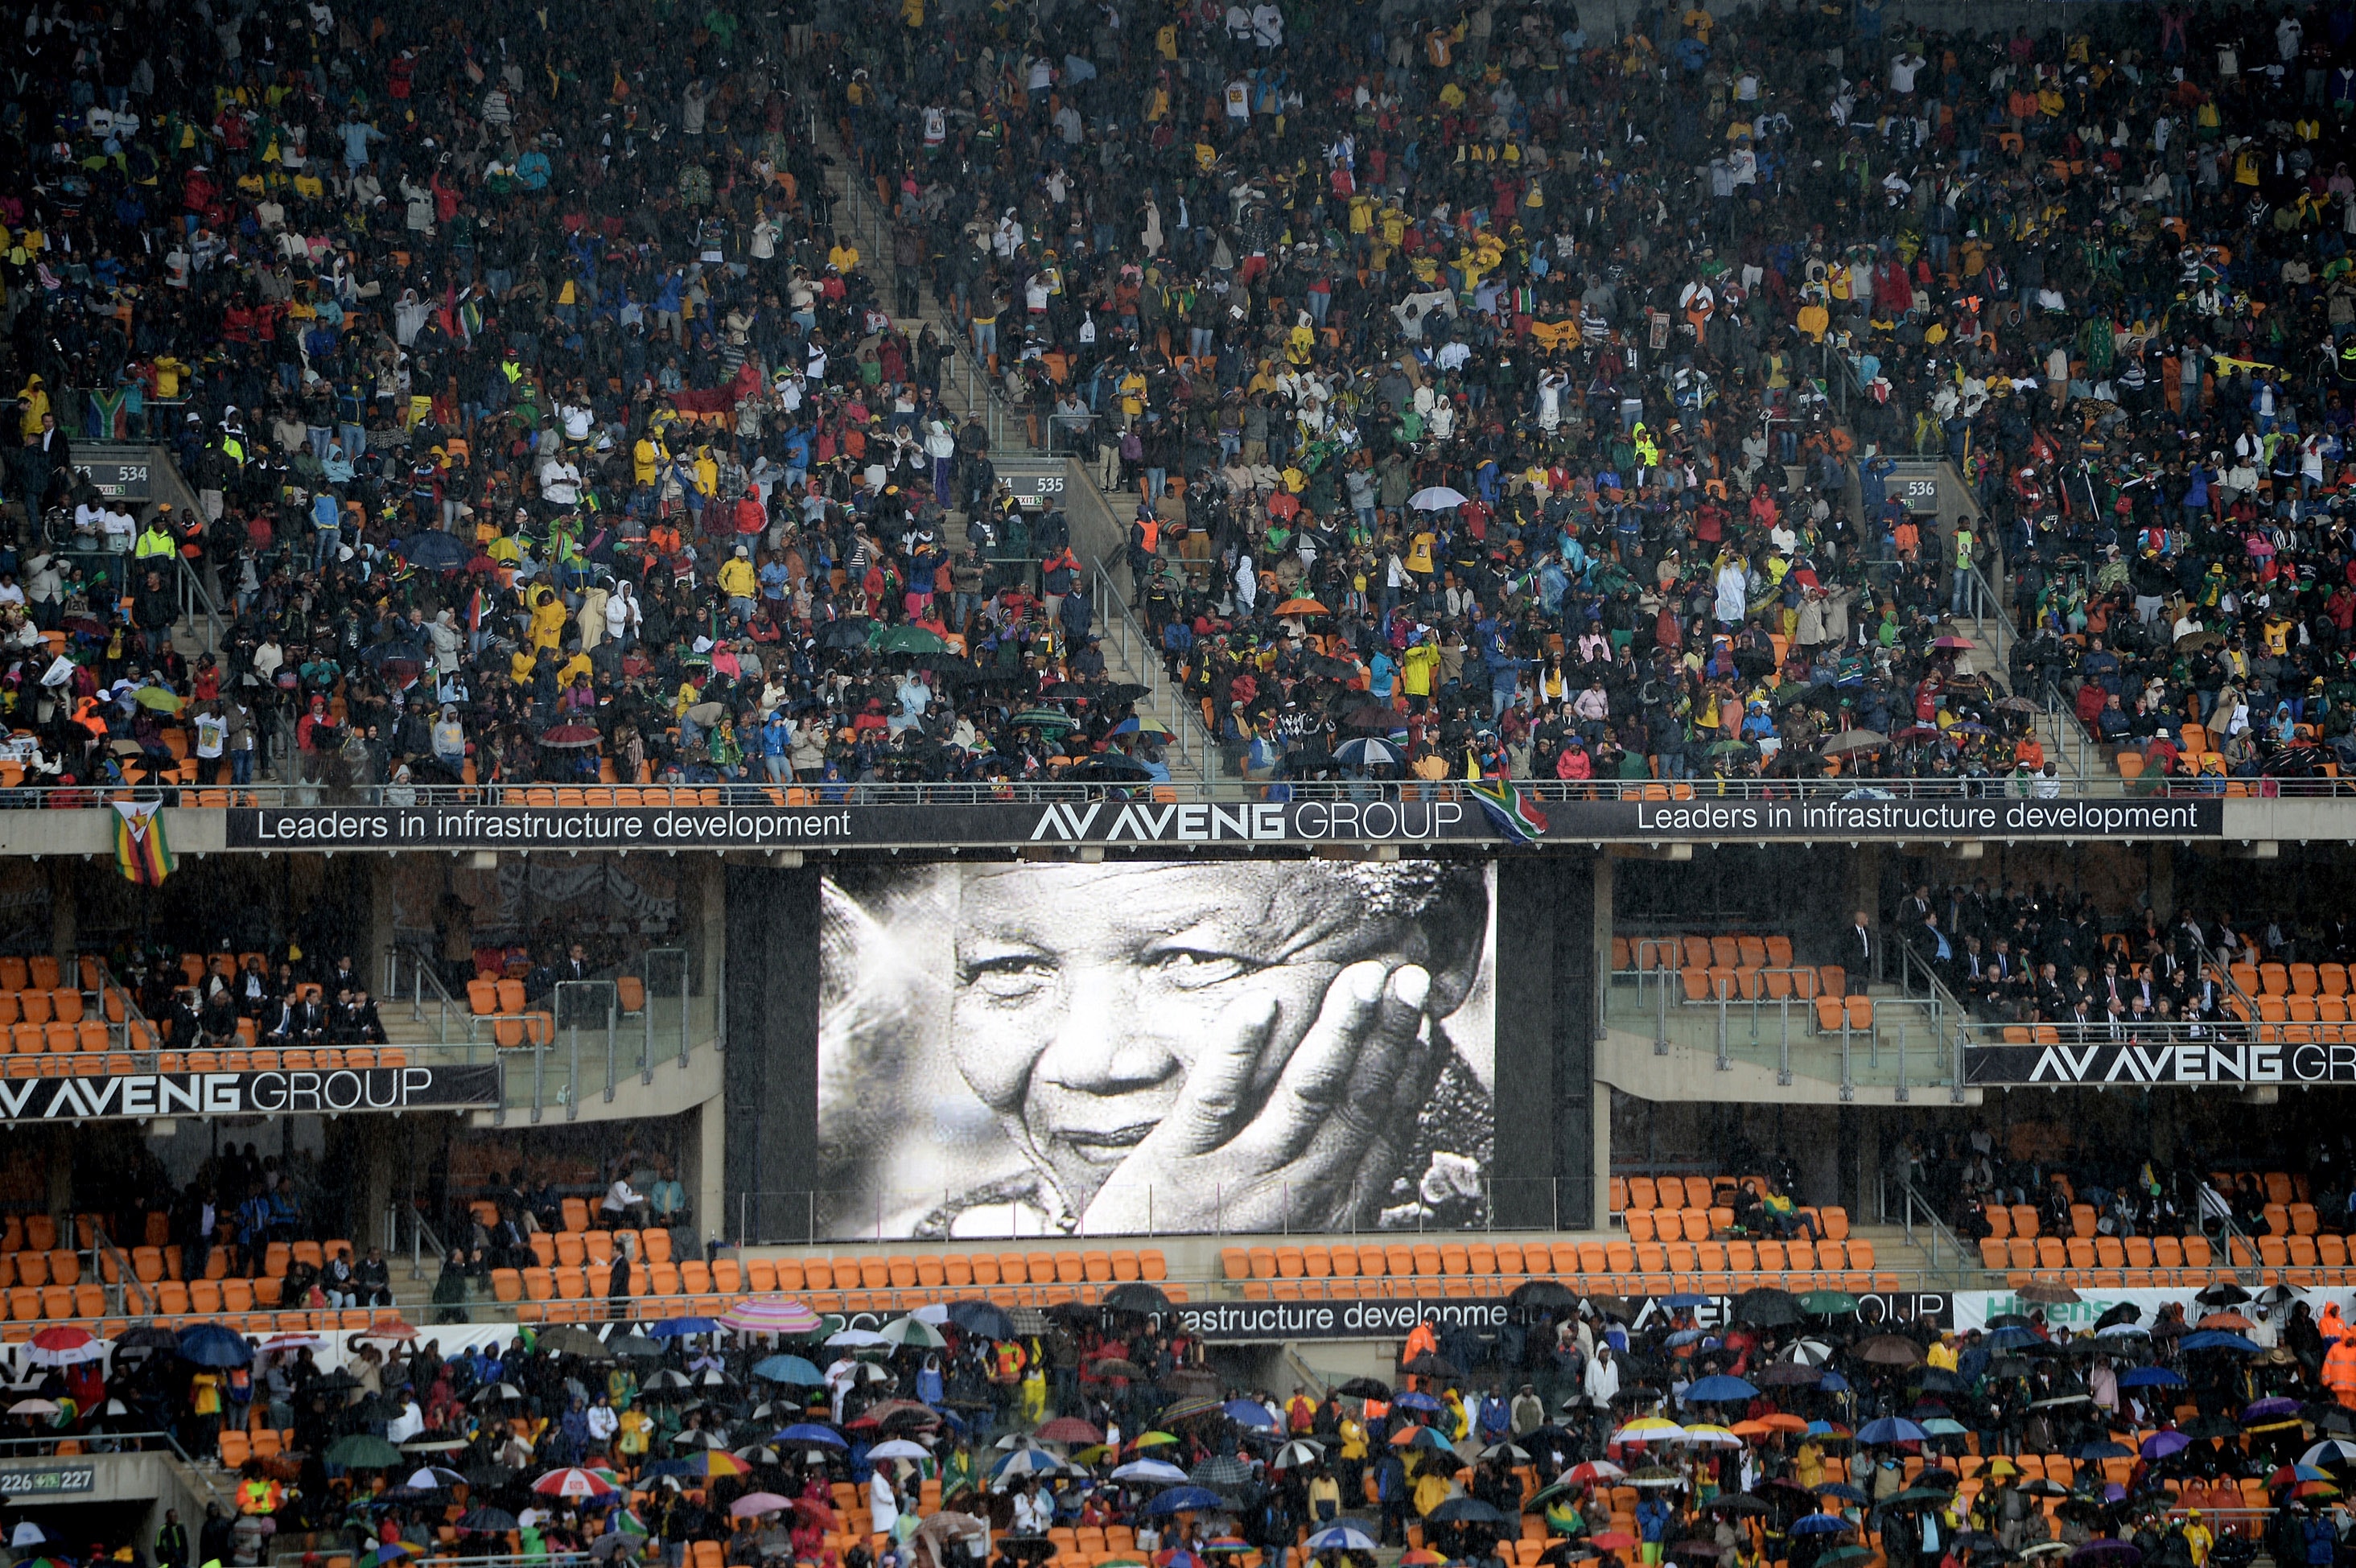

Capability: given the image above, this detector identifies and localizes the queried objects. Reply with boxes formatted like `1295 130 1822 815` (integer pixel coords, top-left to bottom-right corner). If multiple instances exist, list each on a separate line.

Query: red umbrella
27 1327 102 1367
1036 1418 1104 1445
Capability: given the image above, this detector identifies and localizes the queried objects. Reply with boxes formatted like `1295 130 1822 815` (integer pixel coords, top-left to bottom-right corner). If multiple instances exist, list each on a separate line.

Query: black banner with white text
218 796 2225 853
0 1064 500 1123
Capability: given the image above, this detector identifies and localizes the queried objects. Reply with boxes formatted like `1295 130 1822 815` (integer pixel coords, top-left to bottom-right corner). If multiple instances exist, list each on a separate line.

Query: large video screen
815 861 1497 1240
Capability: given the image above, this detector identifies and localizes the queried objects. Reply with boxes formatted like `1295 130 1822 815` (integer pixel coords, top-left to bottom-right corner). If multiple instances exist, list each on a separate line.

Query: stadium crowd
2 0 2355 789
15 1274 2356 1568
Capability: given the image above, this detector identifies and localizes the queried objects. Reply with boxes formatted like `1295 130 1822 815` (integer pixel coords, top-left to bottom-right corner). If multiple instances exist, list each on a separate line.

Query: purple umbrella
2244 1397 2303 1422
2141 1432 2191 1460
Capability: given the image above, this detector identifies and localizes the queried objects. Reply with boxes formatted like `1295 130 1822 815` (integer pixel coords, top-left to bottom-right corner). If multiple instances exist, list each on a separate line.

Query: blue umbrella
1791 1516 1852 1536
397 531 472 571
175 1323 252 1367
649 1318 721 1338
1392 1392 1444 1414
1855 1418 1927 1445
994 1449 1065 1477
753 1356 826 1385
772 1424 847 1448
1818 1372 1851 1393
1223 1399 1279 1429
2178 1331 2259 1353
1663 1293 1711 1308
1814 1485 1868 1502
1984 1327 2039 1350
1664 1329 1710 1348
1683 1376 1757 1402
1332 737 1406 769
1305 1527 1378 1553
2118 1368 2184 1389
1144 1488 1225 1517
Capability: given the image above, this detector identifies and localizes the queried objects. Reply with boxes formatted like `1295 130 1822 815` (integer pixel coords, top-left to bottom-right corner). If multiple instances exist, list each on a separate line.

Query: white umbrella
868 1439 933 1462
1408 487 1468 511
12 1523 47 1547
8 1399 60 1416
40 657 74 688
1271 1440 1327 1470
826 1328 888 1348
1110 1459 1191 1484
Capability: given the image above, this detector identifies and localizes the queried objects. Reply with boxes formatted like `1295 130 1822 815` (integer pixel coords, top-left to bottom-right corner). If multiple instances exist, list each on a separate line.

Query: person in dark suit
288 988 330 1046
1847 909 1876 982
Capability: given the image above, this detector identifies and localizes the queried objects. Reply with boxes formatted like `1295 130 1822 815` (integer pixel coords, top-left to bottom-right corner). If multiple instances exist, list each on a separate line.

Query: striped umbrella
723 1296 824 1335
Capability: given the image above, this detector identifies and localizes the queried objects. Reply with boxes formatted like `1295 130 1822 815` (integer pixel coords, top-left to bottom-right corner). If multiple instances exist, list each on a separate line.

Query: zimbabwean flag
113 800 175 887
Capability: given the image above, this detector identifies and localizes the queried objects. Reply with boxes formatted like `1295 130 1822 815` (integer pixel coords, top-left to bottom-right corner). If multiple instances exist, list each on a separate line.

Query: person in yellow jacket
632 434 661 487
2181 1510 2214 1566
14 375 49 438
236 1473 284 1515
527 586 567 652
717 545 759 609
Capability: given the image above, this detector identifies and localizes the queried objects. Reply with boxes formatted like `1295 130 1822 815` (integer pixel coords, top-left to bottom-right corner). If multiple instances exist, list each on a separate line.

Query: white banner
1954 1285 2327 1335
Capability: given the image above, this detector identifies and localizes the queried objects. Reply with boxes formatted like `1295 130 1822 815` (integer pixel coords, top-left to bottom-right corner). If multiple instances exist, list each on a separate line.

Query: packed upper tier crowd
6 0 2356 791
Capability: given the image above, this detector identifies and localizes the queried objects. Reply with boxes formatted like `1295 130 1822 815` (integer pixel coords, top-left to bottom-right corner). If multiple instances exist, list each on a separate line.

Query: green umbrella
327 1434 406 1468
1800 1291 1859 1315
1011 710 1079 731
132 686 185 714
877 1317 948 1350
874 625 949 655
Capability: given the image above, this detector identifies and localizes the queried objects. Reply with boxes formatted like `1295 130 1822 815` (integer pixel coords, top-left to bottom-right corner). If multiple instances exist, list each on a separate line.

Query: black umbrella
1338 1377 1392 1401
1510 1280 1579 1311
1192 1455 1253 1489
1106 1283 1174 1315
1707 1496 1772 1516
1757 1362 1823 1388
1431 1499 1511 1526
1402 1353 1462 1378
819 619 874 651
1913 1368 1967 1394
1732 1289 1802 1327
2195 1283 2253 1306
946 1302 1019 1340
459 1509 520 1533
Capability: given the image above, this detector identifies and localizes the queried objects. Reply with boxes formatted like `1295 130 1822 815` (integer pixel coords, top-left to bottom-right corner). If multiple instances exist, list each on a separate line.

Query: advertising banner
1954 1285 2314 1334
1174 1290 1952 1343
221 796 2225 853
0 1064 500 1124
1963 1039 2344 1086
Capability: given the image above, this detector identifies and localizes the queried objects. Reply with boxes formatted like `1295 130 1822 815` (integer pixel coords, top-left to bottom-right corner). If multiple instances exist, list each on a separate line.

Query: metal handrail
90 1223 156 1316
384 940 459 1043
1087 560 1214 784
824 121 1010 455
1886 1172 1971 1288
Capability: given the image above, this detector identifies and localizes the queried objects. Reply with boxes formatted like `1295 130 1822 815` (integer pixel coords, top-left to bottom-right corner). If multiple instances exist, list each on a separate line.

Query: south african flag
1466 776 1549 846
112 800 175 887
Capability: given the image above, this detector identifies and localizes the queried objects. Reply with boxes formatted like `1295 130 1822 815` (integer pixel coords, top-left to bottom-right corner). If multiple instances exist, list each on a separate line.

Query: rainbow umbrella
723 1296 824 1335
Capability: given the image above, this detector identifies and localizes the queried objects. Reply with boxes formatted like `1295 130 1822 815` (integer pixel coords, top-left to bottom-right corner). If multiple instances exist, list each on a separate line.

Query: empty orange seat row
1219 1233 1870 1281
1616 935 1799 973
758 1249 1168 1291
